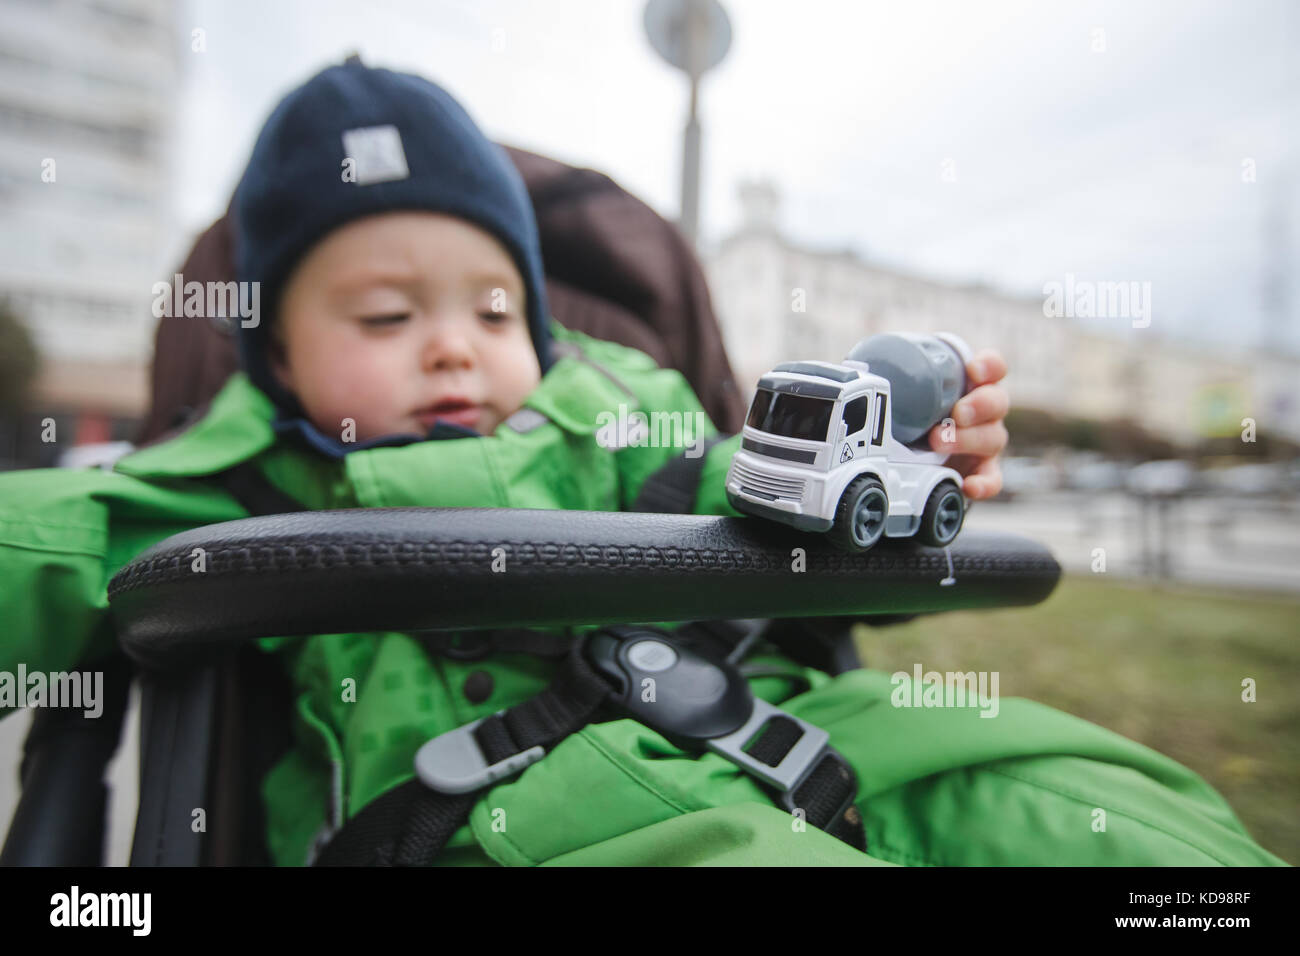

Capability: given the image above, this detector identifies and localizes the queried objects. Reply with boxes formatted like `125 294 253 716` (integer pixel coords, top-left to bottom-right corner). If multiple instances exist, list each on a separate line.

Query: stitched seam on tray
107 542 1057 595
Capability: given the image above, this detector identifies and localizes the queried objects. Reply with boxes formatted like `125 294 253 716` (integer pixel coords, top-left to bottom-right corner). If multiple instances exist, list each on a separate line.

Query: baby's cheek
350 383 407 439
300 359 383 439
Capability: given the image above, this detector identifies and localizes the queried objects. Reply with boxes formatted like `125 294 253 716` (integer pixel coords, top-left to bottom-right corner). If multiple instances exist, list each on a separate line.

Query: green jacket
1 320 1288 866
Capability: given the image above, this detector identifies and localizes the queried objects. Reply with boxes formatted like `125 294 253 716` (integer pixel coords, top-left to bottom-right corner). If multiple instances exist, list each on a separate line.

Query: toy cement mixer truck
725 332 973 553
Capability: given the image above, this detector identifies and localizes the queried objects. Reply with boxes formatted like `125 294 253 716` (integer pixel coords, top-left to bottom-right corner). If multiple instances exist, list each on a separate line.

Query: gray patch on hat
341 124 410 185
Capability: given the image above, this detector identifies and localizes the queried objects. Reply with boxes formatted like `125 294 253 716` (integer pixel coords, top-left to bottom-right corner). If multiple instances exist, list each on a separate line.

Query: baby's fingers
967 349 1008 386
963 456 1003 500
952 383 1009 427
929 420 1008 458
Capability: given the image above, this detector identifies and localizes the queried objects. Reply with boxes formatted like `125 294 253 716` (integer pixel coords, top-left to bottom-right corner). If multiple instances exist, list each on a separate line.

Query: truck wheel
916 481 964 547
828 475 889 552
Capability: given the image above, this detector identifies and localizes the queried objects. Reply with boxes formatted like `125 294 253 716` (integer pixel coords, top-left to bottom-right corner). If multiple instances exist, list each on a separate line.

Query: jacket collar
114 320 636 480
114 371 278 479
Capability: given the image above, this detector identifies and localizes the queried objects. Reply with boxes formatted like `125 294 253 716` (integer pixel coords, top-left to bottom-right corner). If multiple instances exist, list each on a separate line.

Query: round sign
644 0 732 77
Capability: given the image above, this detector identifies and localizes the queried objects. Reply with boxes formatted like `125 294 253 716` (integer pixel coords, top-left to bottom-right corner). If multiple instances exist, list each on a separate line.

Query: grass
852 574 1300 865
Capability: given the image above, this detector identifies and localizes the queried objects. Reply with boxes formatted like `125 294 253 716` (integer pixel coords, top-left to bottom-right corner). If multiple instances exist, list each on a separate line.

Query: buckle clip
414 712 545 794
703 697 830 792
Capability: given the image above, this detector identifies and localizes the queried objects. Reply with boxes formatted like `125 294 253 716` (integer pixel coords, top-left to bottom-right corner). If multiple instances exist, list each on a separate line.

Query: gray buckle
704 698 830 792
414 712 545 794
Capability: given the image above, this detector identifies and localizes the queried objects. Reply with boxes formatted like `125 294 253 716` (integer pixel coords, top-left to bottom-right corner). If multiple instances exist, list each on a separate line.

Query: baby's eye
478 310 512 324
360 313 410 327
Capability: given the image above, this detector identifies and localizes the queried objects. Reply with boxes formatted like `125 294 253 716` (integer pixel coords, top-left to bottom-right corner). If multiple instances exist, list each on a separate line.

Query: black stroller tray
108 507 1061 668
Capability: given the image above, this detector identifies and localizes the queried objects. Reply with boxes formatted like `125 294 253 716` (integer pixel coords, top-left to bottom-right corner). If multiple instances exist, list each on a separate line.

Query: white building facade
0 0 180 415
704 181 1300 447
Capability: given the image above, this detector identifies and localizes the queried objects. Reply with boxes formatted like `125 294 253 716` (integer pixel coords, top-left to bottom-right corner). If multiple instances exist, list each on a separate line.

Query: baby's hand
927 349 1009 500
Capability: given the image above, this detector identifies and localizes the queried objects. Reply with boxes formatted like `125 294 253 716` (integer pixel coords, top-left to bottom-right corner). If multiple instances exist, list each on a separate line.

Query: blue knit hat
231 57 552 454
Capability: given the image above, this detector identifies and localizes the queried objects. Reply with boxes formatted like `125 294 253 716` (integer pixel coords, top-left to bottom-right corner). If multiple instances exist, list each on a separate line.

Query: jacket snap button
463 670 494 705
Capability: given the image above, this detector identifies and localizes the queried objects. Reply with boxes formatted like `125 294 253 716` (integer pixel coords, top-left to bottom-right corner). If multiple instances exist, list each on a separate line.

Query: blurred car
1067 459 1128 493
1286 458 1300 494
1200 463 1286 497
994 456 1061 500
1125 459 1196 497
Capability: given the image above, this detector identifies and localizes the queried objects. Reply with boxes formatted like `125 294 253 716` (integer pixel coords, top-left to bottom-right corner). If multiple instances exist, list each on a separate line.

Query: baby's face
270 211 541 442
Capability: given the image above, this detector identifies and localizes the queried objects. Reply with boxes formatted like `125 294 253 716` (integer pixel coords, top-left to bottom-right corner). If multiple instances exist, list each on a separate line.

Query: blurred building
0 0 179 456
704 180 1300 447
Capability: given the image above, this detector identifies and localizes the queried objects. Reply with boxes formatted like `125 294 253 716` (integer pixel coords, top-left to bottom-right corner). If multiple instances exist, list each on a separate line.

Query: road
966 490 1300 594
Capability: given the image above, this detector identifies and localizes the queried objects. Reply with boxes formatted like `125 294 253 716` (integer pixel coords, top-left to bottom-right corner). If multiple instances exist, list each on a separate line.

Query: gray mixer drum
845 332 973 445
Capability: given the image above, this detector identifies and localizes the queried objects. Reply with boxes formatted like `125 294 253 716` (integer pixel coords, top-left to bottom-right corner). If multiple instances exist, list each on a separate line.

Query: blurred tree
1003 407 1061 452
1061 416 1103 452
1193 433 1300 461
1096 416 1177 460
0 299 40 410
1006 406 1182 460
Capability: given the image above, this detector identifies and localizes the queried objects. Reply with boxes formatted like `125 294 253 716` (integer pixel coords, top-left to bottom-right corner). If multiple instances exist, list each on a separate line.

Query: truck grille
733 460 806 500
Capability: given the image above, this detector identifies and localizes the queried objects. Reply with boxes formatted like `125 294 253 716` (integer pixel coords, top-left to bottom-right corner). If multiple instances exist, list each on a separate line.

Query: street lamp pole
645 0 732 248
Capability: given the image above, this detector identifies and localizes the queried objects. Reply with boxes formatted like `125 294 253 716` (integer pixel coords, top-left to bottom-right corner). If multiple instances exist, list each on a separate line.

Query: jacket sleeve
0 466 246 722
0 469 119 708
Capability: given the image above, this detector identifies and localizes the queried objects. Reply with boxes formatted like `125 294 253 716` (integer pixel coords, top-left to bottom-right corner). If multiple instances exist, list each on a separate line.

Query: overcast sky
172 0 1299 354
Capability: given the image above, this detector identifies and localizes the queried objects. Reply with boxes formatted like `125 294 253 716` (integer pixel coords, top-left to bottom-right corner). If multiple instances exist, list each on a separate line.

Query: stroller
0 147 1060 866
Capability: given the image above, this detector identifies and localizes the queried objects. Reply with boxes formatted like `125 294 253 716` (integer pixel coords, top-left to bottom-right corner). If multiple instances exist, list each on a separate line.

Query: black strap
312 782 476 867
790 753 866 850
413 627 574 661
314 642 614 866
631 433 732 514
209 460 309 515
745 717 867 852
473 646 613 763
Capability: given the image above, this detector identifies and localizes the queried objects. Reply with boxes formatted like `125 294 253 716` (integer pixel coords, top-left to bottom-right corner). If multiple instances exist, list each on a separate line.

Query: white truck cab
725 345 968 553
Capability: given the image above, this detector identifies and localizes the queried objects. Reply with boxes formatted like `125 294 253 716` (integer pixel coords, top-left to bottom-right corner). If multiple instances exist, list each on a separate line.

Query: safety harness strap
314 639 867 866
630 433 732 514
745 715 866 851
314 642 613 866
210 460 311 515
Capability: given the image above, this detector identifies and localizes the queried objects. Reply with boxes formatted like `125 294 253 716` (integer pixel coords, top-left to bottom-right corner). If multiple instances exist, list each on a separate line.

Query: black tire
916 481 965 547
827 475 889 552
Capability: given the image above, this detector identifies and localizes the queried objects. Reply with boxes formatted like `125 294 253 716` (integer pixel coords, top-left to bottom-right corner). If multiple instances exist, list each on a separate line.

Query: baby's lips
415 404 482 429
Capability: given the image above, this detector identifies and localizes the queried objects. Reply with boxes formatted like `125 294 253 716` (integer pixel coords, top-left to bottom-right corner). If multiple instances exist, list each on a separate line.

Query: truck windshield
746 388 834 441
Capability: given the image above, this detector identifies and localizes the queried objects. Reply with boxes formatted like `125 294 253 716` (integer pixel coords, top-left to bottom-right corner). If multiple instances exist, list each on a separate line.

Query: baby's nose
421 326 475 370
